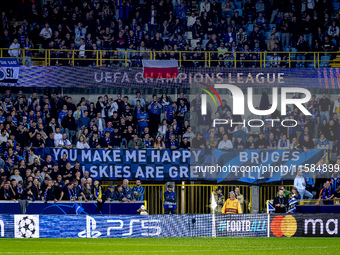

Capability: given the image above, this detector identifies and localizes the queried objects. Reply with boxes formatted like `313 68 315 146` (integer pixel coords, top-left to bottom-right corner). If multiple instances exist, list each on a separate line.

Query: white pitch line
0 240 332 249
0 247 332 254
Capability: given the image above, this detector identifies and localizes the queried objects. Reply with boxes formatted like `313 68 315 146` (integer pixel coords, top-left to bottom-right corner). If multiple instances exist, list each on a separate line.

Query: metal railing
1 48 339 68
103 184 250 215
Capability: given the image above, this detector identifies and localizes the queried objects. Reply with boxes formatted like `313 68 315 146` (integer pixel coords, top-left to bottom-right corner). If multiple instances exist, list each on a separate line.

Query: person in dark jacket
61 109 76 143
31 178 41 200
45 132 55 147
180 137 190 149
41 179 56 202
0 181 15 200
273 189 289 213
92 180 105 212
89 133 100 148
166 134 179 149
296 35 310 67
99 131 113 149
298 135 315 151
114 185 127 201
62 182 75 201
105 185 115 202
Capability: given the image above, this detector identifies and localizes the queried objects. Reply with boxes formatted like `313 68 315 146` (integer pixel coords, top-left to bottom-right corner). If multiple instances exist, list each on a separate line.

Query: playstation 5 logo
78 216 102 238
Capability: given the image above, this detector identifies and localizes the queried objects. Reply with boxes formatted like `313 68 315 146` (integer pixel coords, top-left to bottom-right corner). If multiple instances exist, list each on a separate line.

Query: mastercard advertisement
269 214 340 237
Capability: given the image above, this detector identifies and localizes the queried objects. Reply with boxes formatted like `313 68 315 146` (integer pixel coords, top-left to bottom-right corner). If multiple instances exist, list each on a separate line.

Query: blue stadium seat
202 39 209 49
185 31 193 40
320 55 331 67
290 48 297 60
265 62 271 67
265 32 272 40
268 24 276 30
234 1 242 9
235 9 243 16
246 24 253 33
332 2 340 11
190 39 200 49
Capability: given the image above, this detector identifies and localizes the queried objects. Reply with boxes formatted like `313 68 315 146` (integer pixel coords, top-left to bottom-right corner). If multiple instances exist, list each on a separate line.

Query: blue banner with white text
35 148 325 183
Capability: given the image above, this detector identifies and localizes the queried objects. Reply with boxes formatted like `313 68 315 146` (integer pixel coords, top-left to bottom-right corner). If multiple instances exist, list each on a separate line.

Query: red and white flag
142 60 179 79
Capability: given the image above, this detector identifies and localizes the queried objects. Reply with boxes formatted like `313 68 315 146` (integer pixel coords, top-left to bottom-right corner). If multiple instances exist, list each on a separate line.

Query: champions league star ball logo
18 216 36 238
15 215 39 238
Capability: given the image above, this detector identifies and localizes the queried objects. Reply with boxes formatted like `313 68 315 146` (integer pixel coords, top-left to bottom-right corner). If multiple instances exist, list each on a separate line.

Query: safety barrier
1 48 338 68
101 184 251 215
0 201 145 215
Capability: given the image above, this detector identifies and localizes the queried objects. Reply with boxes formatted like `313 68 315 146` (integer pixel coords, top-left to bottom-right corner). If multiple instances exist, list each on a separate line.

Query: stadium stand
0 0 340 217
0 88 339 210
0 0 340 67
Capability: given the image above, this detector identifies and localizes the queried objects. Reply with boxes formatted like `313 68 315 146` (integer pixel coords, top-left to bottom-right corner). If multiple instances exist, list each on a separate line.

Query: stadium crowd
0 89 339 205
272 177 340 213
1 0 340 67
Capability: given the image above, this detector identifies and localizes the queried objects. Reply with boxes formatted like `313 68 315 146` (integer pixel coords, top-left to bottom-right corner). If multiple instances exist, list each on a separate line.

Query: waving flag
211 193 217 211
142 60 179 79
74 203 85 215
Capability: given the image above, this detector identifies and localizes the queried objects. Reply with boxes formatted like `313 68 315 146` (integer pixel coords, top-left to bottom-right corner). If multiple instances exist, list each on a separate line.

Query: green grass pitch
1 237 340 254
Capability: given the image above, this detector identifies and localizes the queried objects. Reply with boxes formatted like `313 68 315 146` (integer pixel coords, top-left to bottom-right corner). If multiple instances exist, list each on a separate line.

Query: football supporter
105 185 115 202
319 180 335 204
132 179 145 201
294 170 313 200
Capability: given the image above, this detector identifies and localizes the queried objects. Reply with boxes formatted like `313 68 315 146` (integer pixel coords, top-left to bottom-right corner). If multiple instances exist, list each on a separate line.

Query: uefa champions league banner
0 59 19 86
0 214 267 238
15 66 340 88
36 148 325 183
